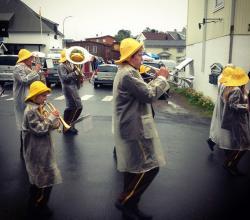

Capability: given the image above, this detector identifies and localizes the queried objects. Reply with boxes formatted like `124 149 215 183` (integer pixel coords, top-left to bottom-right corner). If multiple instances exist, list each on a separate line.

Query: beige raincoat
112 64 169 173
22 102 62 188
13 63 40 130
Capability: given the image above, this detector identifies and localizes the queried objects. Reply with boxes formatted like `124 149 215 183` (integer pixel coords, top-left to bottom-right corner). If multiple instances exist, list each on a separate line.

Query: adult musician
57 49 83 135
13 49 41 155
113 38 170 220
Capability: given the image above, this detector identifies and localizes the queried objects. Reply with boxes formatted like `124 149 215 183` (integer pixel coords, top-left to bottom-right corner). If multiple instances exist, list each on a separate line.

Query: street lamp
62 16 73 38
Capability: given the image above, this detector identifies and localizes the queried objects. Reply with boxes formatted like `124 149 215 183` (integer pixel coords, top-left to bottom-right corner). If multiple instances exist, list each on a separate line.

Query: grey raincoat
112 64 169 173
209 84 231 148
22 102 62 188
13 63 40 130
221 87 250 150
57 63 82 109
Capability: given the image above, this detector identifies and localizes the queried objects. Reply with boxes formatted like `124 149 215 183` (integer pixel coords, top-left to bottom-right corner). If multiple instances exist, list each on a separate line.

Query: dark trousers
28 185 52 210
64 107 82 125
118 167 159 208
224 149 246 167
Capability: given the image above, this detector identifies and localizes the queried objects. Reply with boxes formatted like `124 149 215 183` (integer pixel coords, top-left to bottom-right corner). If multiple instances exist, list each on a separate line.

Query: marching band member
113 38 169 220
22 81 62 217
57 49 83 135
13 49 41 156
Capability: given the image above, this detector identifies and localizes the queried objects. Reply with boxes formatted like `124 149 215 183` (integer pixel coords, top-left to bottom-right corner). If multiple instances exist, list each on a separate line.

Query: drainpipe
228 0 236 63
201 0 208 72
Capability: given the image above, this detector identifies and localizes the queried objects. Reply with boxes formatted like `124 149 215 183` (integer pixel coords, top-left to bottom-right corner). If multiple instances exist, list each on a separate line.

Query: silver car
93 64 118 88
0 55 18 86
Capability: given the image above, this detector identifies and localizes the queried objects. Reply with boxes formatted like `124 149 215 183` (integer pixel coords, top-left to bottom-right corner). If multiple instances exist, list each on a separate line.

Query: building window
214 0 224 12
93 46 97 53
177 48 183 53
103 39 106 43
85 46 89 52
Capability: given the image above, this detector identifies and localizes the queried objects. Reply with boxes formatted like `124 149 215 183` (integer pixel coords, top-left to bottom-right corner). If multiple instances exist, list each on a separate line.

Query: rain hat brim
25 87 51 102
115 42 143 64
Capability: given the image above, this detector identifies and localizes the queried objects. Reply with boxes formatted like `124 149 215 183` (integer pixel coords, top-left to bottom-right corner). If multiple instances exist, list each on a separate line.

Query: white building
0 0 63 55
186 0 250 101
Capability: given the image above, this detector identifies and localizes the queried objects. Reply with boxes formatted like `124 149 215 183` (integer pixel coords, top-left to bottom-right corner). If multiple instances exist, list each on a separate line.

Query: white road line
0 94 9 98
54 95 65 100
102 96 113 101
6 97 14 101
81 95 93 100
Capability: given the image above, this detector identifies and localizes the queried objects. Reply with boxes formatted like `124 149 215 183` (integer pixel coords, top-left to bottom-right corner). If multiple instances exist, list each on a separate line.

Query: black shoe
133 207 153 220
206 138 215 151
28 205 53 218
115 201 137 220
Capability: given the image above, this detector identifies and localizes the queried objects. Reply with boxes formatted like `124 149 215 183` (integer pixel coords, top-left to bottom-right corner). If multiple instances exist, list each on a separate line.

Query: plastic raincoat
57 63 82 109
221 87 250 150
13 63 40 130
209 84 231 148
112 64 169 173
22 102 62 188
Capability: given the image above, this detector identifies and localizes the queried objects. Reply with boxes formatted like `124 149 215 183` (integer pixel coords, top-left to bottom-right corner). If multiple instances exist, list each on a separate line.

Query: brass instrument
65 46 93 88
44 102 71 131
142 64 176 77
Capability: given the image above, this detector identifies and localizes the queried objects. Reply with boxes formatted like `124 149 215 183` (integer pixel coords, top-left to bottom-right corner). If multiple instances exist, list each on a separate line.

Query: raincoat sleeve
228 89 248 113
25 110 58 136
122 74 169 103
13 65 40 85
57 64 77 83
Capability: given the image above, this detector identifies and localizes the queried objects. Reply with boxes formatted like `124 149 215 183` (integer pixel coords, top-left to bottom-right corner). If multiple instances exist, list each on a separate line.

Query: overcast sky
21 0 188 40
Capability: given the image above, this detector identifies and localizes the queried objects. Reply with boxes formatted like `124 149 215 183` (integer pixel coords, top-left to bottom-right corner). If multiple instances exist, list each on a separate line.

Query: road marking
6 97 14 101
54 95 65 100
81 95 93 100
0 94 8 98
102 96 113 101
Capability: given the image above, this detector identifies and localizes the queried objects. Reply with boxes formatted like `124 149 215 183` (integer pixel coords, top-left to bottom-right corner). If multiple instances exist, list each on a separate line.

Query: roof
0 0 62 35
142 32 175 40
86 35 115 40
168 31 186 40
0 13 14 21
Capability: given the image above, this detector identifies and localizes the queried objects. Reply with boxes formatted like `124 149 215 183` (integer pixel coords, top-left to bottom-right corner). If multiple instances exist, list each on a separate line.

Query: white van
0 55 18 85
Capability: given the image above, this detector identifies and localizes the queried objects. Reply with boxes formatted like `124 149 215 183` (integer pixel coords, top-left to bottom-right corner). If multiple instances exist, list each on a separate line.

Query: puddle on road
154 100 189 115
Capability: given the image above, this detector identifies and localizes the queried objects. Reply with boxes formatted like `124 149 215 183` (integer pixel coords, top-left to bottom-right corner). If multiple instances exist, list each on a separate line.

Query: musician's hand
34 63 41 72
156 67 169 79
51 110 60 118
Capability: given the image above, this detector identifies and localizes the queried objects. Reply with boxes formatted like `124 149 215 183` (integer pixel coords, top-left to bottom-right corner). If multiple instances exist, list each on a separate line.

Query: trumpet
142 64 176 77
44 102 71 131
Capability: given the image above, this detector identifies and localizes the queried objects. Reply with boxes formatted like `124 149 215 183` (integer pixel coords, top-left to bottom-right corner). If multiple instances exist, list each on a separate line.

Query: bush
172 87 214 115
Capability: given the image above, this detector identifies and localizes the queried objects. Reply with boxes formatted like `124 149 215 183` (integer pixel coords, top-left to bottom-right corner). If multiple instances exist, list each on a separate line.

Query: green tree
115 29 131 42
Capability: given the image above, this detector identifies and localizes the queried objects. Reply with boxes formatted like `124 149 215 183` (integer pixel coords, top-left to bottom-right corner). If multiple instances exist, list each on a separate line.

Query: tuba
66 46 92 87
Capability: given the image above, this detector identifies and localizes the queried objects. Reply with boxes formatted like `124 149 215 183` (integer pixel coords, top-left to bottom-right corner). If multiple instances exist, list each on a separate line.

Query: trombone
44 102 71 131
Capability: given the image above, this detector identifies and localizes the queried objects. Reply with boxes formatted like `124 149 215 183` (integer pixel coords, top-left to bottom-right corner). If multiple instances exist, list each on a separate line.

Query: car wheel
94 83 98 88
46 82 51 88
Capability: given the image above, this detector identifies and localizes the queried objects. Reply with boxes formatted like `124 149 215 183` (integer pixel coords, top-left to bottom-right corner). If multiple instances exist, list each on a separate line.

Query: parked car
93 64 118 88
0 55 18 86
44 57 61 87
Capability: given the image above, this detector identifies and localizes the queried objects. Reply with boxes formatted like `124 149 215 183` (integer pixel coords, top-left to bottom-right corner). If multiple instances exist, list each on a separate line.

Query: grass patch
172 87 214 117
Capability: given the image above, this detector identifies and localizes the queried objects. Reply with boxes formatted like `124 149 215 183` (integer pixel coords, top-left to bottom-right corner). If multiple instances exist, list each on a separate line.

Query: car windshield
0 56 18 65
143 62 161 69
98 65 117 72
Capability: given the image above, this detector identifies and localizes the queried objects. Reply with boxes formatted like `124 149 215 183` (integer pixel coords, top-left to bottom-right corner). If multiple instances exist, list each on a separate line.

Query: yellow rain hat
219 67 235 84
139 65 151 74
17 49 33 63
25 81 51 102
223 67 249 87
59 49 67 63
115 38 143 64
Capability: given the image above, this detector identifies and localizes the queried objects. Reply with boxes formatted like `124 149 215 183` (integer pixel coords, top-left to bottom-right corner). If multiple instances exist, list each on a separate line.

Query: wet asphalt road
0 82 250 220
